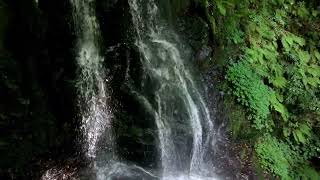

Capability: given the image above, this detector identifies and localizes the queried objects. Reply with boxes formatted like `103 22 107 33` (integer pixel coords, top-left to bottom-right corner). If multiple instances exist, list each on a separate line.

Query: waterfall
70 0 113 160
129 0 217 179
41 1 220 179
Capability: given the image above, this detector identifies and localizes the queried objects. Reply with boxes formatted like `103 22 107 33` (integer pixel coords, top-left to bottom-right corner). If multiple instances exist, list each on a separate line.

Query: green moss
252 153 269 180
224 97 249 140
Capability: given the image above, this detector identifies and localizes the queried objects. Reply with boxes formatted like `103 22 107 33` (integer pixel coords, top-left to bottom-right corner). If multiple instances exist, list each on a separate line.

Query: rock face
41 167 78 180
196 46 212 63
0 1 77 179
178 15 210 51
0 1 9 52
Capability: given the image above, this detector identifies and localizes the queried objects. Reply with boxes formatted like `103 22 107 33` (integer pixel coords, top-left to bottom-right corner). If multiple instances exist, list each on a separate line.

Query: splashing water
70 0 113 160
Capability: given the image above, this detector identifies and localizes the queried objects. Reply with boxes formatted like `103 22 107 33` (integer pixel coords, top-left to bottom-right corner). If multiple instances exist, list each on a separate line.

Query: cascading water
129 0 217 179
70 0 113 161
41 1 222 179
68 1 157 179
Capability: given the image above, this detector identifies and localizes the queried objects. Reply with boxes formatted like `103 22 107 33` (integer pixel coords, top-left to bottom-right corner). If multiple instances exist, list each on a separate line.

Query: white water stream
70 0 113 160
129 0 217 179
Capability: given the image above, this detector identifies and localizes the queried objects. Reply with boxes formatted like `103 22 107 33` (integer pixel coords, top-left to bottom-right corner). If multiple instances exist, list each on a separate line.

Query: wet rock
41 167 77 180
178 16 210 51
41 161 80 180
196 46 212 64
0 1 9 52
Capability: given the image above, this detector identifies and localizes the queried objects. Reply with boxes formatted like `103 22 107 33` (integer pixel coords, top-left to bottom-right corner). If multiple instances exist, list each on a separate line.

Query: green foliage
226 62 272 130
201 0 320 178
294 164 320 180
269 92 289 122
292 123 312 144
255 135 292 179
256 134 320 179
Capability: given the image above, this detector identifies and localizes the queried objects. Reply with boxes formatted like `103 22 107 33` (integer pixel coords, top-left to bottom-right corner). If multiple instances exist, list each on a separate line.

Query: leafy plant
255 135 292 179
201 0 320 178
226 62 272 130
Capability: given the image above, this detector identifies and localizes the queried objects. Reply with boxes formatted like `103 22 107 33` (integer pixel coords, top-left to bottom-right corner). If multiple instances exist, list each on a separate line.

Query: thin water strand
70 0 112 160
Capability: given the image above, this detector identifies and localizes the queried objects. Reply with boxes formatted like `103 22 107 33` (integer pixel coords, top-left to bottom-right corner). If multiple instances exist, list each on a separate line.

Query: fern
255 135 292 179
227 62 272 130
269 92 288 121
292 123 312 144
